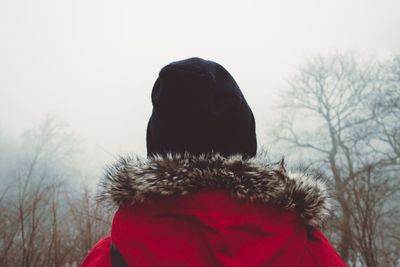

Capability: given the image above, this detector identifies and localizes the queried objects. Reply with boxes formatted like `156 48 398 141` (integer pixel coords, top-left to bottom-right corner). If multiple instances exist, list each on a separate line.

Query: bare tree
274 52 400 266
0 185 18 267
0 116 112 266
66 186 113 264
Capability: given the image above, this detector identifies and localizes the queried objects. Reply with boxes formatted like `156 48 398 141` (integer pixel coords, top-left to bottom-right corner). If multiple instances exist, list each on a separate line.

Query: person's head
146 57 257 158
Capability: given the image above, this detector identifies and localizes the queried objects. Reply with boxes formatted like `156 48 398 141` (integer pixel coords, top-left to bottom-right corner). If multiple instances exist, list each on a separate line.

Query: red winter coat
82 154 346 267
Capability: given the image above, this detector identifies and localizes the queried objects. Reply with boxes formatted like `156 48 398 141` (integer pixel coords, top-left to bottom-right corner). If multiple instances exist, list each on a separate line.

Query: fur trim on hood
98 154 332 228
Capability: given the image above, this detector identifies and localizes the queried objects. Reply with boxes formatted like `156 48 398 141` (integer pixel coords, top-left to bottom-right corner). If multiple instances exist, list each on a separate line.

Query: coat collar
98 153 331 228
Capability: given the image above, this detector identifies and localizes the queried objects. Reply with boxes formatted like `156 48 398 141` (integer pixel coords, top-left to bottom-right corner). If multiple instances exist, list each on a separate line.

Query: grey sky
1 0 400 180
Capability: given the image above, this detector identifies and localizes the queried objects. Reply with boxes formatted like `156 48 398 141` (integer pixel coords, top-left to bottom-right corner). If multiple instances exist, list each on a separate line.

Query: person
81 57 346 267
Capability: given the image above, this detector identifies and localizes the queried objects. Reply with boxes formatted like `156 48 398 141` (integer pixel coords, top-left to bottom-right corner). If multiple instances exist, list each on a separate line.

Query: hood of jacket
99 153 331 228
97 154 337 267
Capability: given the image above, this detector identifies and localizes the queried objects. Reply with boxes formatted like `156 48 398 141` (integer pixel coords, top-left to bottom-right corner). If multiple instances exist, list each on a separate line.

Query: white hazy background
1 0 400 185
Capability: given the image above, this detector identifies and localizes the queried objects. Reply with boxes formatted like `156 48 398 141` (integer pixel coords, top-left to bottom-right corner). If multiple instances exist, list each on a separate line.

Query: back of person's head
146 57 257 158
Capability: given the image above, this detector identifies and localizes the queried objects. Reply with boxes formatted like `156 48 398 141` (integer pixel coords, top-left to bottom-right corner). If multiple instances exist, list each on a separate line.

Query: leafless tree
66 186 113 264
274 52 400 266
0 117 112 266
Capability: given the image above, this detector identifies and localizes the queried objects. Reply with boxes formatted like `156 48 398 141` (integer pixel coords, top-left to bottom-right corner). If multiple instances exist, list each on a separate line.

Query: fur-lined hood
98 154 332 228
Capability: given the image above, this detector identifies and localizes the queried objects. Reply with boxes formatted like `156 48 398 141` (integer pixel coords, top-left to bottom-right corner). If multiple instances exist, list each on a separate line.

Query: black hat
146 57 257 158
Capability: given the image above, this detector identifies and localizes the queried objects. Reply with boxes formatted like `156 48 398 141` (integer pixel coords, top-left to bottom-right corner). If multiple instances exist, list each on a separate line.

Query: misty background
1 1 400 266
1 0 400 187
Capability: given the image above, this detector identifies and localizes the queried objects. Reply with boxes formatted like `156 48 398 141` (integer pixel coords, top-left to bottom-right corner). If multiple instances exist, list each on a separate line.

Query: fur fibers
98 153 332 228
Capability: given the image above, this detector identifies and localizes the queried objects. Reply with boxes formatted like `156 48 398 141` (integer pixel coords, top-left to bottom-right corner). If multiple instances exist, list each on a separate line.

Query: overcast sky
1 0 400 179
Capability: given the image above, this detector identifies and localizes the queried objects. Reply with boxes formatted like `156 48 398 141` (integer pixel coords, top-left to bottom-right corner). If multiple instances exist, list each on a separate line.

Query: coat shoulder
81 236 112 267
302 230 347 267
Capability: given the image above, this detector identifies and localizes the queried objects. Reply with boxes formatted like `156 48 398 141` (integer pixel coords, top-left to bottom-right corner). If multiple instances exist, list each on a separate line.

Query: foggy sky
1 0 400 181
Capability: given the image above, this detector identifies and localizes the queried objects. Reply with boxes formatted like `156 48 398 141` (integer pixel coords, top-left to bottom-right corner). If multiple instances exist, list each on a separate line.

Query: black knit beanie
146 57 257 158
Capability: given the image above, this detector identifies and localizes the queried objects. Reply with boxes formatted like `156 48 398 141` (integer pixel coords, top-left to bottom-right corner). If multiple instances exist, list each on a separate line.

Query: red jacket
82 154 346 267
